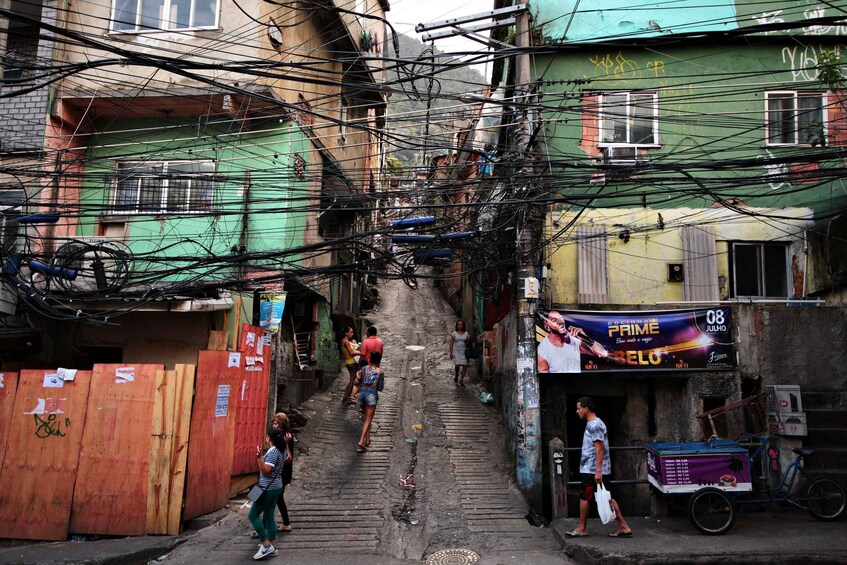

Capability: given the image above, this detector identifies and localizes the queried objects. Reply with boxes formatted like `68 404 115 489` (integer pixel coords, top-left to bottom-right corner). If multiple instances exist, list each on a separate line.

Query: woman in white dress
449 319 469 388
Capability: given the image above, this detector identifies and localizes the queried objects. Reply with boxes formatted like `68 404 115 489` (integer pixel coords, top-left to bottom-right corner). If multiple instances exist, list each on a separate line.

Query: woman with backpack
354 351 384 452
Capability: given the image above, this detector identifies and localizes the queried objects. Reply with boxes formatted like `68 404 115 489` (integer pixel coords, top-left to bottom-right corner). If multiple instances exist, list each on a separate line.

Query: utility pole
513 8 544 523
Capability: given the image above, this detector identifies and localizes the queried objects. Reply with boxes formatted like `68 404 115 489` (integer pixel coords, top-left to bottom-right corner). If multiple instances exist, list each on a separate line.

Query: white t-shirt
537 335 581 373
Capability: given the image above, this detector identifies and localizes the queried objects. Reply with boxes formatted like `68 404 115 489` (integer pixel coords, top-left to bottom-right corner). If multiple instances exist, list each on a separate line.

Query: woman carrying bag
249 427 288 560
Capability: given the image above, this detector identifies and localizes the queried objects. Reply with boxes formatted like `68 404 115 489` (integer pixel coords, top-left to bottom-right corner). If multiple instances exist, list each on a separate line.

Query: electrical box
524 277 539 299
781 413 808 437
767 385 804 415
668 263 684 282
766 385 806 436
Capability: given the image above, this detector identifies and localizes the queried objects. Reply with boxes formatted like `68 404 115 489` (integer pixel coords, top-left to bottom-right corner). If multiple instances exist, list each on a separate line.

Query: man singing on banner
538 310 609 373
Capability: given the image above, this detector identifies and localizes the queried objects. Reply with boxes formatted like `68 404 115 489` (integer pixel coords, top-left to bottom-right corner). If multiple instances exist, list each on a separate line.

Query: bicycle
684 433 846 535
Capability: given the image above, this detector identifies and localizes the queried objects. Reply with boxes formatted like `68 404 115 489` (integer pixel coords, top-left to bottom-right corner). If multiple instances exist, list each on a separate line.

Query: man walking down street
359 326 384 365
565 396 633 538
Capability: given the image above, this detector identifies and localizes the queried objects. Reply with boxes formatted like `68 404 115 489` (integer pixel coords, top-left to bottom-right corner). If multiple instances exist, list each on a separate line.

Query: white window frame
109 0 220 33
598 91 660 147
765 90 827 146
111 160 215 214
729 241 790 298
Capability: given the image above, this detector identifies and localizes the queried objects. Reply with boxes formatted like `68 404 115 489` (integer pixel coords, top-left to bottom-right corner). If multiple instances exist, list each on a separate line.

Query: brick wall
0 0 56 152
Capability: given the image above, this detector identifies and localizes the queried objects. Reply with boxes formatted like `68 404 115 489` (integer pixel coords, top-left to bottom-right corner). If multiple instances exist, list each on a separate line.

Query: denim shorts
358 390 378 406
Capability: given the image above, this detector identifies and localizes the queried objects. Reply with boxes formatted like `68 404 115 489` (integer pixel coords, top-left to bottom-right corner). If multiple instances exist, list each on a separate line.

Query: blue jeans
249 487 282 541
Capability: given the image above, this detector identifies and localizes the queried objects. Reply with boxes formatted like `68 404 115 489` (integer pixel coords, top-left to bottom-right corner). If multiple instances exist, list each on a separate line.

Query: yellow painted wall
547 206 814 305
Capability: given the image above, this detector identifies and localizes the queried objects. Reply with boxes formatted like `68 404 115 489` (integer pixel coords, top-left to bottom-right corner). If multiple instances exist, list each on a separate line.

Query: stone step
804 408 847 428
799 391 847 411
802 447 847 471
804 427 846 444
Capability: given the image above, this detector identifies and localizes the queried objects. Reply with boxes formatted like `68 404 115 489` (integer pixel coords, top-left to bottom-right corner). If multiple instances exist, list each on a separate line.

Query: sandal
608 530 632 538
564 529 588 537
356 444 367 452
279 525 293 533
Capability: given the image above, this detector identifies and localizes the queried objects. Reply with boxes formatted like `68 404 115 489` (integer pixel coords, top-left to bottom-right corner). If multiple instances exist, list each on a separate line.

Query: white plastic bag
595 483 617 524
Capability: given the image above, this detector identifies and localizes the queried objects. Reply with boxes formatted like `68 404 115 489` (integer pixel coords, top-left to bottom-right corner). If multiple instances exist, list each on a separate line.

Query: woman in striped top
249 428 288 560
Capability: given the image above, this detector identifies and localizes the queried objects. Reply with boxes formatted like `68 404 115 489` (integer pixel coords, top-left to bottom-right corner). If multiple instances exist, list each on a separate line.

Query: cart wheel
687 487 736 535
807 478 846 521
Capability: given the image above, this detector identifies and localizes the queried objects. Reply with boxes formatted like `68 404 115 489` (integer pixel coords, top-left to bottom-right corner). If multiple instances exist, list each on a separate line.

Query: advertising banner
536 308 736 373
259 292 286 333
646 442 752 494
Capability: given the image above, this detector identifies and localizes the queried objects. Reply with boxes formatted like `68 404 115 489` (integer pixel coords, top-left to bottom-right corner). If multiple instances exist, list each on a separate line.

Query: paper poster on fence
536 308 736 373
215 384 230 417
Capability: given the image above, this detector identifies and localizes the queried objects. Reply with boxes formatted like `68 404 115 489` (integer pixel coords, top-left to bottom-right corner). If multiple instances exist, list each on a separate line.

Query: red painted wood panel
0 372 18 469
69 364 162 536
0 370 92 540
183 351 239 520
232 324 270 475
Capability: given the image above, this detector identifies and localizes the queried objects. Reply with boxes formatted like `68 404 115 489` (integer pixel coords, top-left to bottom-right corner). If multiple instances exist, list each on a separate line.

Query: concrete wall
60 0 264 91
547 206 814 304
736 304 847 390
494 310 519 464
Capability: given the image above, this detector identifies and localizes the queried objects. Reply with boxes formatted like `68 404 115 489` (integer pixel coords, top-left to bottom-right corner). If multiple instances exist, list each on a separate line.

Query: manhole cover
425 548 480 565
405 345 425 351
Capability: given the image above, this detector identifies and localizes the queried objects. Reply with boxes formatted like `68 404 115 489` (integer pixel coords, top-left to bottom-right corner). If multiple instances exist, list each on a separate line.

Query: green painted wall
536 40 847 214
79 118 312 284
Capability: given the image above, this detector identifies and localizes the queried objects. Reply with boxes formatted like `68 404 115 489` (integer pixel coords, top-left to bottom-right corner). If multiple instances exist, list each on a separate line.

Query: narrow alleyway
161 277 567 564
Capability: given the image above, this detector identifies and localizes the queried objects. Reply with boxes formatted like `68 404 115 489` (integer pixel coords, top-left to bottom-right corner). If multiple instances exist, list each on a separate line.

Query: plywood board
207 331 228 351
232 324 271 475
166 364 195 535
147 369 177 534
182 352 238 521
0 372 18 469
69 364 162 536
0 370 92 540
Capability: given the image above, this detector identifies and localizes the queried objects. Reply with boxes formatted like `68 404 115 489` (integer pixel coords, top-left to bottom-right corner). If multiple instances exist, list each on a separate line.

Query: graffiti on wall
759 149 792 190
782 43 847 81
25 397 70 439
750 4 847 37
586 51 642 84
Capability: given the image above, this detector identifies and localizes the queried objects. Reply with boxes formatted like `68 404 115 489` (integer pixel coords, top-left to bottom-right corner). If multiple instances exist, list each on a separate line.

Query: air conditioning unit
45 237 133 295
603 146 641 165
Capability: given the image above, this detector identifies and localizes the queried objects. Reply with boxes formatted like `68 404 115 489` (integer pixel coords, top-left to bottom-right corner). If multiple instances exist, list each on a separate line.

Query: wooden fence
0 327 271 541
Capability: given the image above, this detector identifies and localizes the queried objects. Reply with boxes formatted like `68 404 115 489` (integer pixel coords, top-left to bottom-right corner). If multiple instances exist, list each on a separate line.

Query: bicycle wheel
687 487 736 535
807 478 846 521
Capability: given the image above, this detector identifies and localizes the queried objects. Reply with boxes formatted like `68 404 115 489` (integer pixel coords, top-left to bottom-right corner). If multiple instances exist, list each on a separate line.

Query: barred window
113 161 214 214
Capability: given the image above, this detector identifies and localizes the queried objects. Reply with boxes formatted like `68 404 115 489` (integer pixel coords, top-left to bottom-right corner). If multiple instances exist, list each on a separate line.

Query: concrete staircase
802 391 847 488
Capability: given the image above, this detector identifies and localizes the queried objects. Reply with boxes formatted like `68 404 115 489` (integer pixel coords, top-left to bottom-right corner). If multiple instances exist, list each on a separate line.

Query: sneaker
253 544 276 560
250 531 260 538
267 546 279 557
